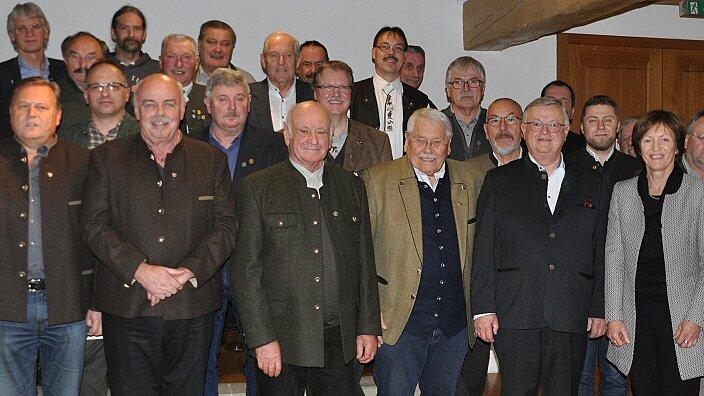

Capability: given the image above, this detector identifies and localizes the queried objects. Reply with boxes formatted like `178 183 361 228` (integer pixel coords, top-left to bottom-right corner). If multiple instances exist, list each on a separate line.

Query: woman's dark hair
632 110 685 156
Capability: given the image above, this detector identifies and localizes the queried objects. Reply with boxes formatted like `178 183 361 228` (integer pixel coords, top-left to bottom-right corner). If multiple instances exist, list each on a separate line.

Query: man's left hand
170 267 195 286
86 310 102 336
587 317 606 339
356 335 377 363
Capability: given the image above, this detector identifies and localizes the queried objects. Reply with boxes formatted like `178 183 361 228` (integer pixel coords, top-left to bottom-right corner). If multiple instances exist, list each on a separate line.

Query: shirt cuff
473 312 495 320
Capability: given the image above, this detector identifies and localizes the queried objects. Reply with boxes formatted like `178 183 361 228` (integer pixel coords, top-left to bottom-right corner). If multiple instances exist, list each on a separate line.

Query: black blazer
0 57 67 138
442 106 491 161
81 134 236 320
567 147 642 187
247 78 314 132
471 156 610 334
231 161 381 367
350 77 433 133
181 83 210 136
0 137 92 325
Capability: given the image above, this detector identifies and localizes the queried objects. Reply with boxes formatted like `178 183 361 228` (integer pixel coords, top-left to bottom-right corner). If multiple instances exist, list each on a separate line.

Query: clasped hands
133 262 195 306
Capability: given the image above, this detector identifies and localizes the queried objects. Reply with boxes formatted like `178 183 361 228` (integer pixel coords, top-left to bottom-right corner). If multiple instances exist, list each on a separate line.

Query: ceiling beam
463 0 662 51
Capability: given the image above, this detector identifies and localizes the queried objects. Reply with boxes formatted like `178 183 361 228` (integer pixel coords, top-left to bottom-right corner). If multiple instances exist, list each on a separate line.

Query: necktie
383 84 394 134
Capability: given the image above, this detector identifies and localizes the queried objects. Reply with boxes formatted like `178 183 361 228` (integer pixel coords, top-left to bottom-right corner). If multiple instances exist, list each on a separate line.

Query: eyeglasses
15 23 44 34
487 115 521 126
448 79 483 89
86 82 128 93
374 44 405 53
688 133 704 142
523 120 567 133
315 84 352 93
410 137 447 149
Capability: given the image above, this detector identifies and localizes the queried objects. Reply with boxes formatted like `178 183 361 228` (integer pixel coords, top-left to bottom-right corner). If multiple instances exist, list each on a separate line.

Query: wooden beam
463 0 662 51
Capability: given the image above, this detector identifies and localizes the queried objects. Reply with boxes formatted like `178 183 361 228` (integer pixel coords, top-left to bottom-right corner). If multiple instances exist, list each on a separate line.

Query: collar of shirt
144 131 183 167
493 147 522 166
373 73 402 94
16 134 56 166
87 119 123 148
528 152 565 175
289 158 324 193
17 54 49 79
528 153 565 214
268 78 296 99
329 118 349 158
182 82 193 100
412 162 446 192
586 145 614 164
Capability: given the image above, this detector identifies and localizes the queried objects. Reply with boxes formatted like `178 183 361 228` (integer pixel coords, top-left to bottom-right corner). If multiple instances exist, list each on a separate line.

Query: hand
356 335 377 363
474 314 499 343
86 310 102 336
146 292 161 307
377 312 387 346
606 320 631 347
587 317 606 339
674 320 701 348
171 267 195 286
255 340 282 377
133 262 184 300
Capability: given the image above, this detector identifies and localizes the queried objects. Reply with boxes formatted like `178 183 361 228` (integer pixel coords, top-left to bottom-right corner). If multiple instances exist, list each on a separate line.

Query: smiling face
64 35 103 89
283 102 331 171
314 68 352 117
296 45 327 84
205 83 251 136
10 16 49 55
581 104 618 152
199 28 233 73
134 75 185 143
522 104 568 158
404 117 451 176
10 84 61 147
372 32 406 82
400 50 425 89
639 124 678 174
160 38 198 85
261 34 297 89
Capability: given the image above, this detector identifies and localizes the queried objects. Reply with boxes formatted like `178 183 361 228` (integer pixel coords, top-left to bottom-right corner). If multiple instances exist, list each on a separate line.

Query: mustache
150 115 174 124
496 131 514 140
224 111 241 118
72 67 87 75
383 55 398 63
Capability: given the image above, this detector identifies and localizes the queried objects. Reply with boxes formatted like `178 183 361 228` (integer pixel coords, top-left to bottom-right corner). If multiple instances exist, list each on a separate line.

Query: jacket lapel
360 80 379 127
449 162 469 272
251 80 274 131
343 123 363 172
397 158 423 264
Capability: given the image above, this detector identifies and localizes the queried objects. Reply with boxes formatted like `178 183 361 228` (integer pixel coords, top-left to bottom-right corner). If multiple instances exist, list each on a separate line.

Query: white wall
0 1 701 109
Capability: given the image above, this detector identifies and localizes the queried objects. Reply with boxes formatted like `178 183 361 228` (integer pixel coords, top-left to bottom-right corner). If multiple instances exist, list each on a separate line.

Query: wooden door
662 49 704 124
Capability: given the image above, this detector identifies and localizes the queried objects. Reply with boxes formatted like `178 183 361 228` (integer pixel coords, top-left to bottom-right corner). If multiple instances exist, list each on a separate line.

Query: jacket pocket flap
198 195 215 201
68 200 83 206
468 217 477 224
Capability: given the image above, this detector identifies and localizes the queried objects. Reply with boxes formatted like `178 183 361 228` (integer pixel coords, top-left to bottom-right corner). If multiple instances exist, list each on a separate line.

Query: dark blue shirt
27 145 50 279
208 130 241 181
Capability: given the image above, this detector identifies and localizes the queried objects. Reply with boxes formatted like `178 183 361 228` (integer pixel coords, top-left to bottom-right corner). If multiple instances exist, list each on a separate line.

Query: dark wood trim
557 33 704 51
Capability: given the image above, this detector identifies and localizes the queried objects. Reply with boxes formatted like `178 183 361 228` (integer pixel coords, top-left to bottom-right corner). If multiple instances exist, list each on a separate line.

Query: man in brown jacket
81 74 236 395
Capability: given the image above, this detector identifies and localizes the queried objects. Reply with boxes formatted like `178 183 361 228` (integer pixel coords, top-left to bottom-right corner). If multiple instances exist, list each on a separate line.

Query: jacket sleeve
470 172 498 315
604 184 626 323
686 194 704 327
589 174 610 318
80 146 148 285
230 179 277 349
176 153 237 283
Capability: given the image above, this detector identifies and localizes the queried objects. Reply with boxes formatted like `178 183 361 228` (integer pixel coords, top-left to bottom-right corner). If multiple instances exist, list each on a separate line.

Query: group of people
0 2 703 396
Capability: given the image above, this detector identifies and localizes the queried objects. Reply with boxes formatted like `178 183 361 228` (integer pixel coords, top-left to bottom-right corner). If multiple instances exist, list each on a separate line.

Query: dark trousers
578 336 627 396
455 338 491 395
631 301 700 396
494 327 587 396
255 325 355 396
80 339 108 396
102 312 214 396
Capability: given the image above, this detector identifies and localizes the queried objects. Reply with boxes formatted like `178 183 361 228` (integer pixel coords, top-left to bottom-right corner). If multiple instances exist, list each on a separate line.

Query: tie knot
383 84 394 96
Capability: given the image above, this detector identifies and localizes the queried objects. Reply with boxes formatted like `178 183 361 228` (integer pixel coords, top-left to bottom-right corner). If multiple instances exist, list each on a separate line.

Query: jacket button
351 216 357 222
278 221 284 227
158 236 165 243
313 220 318 226
158 208 164 214
461 185 466 190
311 193 317 199
314 304 320 310
21 156 27 163
592 165 597 170
18 271 26 278
157 180 163 187
549 232 556 239
19 211 27 219
548 264 556 271
313 248 319 254
410 294 415 300
21 185 28 191
332 211 338 217
46 172 53 178
123 283 130 288
541 174 547 180
18 241 26 248
314 276 320 283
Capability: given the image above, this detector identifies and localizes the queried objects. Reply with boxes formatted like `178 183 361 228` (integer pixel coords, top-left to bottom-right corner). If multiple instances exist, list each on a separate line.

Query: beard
118 37 143 52
585 134 616 151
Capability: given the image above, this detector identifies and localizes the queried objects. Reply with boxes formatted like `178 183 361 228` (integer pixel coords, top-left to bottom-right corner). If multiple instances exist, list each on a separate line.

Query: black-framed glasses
487 115 521 126
448 79 483 89
315 84 352 93
523 120 567 133
374 44 405 53
86 82 128 93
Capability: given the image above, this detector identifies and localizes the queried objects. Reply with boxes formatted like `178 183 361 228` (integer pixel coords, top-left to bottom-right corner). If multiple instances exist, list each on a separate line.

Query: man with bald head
159 33 209 135
248 31 315 132
232 101 380 395
81 73 236 394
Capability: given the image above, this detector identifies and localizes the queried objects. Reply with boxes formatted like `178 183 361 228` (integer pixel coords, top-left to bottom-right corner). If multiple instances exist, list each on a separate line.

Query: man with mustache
617 116 639 158
56 32 105 133
350 26 433 159
82 73 236 394
195 68 287 396
363 108 482 395
247 31 314 133
159 34 209 136
108 6 160 86
232 101 380 395
541 80 586 155
297 40 328 84
400 45 425 90
195 20 255 86
682 110 704 180
0 2 67 138
569 95 641 396
456 97 524 396
442 56 491 161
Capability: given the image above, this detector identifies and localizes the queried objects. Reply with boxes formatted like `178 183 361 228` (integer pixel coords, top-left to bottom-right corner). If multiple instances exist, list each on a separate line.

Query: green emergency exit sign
680 0 704 18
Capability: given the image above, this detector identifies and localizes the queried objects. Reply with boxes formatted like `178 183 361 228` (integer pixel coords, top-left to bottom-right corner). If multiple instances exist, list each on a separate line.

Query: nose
100 86 110 97
175 57 183 67
27 104 37 117
276 54 286 65
227 99 236 110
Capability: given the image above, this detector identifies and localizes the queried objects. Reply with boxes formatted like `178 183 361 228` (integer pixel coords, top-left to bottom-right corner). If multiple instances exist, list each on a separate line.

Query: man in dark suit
232 101 381 395
248 31 314 133
350 26 433 159
0 3 67 138
159 33 209 136
81 74 236 395
195 20 255 86
472 97 610 395
542 80 586 155
313 60 391 173
195 67 287 396
442 56 491 161
0 78 91 395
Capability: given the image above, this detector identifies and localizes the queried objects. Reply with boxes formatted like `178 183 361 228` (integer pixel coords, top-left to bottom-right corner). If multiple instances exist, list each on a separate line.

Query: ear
282 122 291 146
204 96 211 115
484 123 490 140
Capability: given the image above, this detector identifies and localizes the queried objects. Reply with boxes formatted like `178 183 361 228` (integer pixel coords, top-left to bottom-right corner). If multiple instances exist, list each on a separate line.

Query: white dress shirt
373 74 404 159
586 145 614 164
290 158 324 194
412 163 446 191
268 79 297 132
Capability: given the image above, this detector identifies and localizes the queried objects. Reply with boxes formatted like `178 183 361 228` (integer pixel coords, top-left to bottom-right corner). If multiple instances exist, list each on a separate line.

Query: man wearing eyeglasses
60 61 137 149
0 3 67 138
442 56 491 161
247 31 314 133
350 26 433 160
682 110 704 180
313 60 391 173
472 97 610 395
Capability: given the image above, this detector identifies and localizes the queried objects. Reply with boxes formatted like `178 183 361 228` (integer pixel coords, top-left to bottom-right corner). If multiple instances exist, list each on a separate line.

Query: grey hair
205 68 250 98
7 3 49 49
406 108 453 140
285 101 332 137
161 33 198 57
618 116 639 138
262 31 301 56
687 109 704 135
525 97 570 125
445 56 486 84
